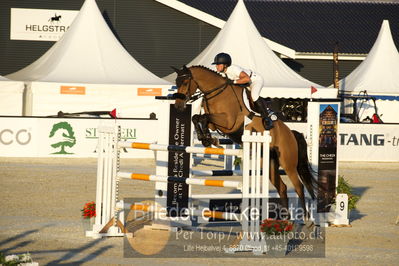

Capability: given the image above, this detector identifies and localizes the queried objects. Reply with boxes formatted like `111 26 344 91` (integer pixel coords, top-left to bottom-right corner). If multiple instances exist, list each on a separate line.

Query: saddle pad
242 89 260 116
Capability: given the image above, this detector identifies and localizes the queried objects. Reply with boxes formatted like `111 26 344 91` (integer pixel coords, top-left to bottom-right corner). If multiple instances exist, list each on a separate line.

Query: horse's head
172 65 198 111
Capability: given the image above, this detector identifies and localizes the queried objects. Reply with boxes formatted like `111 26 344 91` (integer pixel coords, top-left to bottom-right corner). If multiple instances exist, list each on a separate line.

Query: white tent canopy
6 0 169 85
0 75 9 81
339 20 399 123
340 20 399 96
165 0 335 98
0 77 25 115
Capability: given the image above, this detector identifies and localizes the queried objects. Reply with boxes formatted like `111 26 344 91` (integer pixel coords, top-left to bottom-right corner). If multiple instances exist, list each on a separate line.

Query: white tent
0 75 24 115
165 0 336 99
339 20 399 123
6 0 171 117
340 20 399 95
7 0 168 84
0 75 9 81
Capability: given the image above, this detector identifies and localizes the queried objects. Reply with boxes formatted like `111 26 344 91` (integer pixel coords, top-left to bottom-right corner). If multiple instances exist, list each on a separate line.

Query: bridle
173 71 195 101
173 66 244 131
173 68 232 103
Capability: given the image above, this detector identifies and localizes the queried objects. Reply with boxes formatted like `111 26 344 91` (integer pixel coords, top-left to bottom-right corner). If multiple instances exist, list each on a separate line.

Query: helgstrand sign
10 8 78 41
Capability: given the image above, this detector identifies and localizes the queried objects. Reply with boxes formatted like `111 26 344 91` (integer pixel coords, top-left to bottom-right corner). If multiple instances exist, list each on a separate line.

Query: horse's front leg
192 114 216 147
192 114 211 145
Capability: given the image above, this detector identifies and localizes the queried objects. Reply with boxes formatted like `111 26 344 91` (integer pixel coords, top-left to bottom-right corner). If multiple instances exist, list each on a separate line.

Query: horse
172 65 318 220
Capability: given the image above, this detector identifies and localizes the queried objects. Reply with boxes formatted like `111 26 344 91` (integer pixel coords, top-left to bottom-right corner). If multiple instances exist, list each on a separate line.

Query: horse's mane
190 65 226 79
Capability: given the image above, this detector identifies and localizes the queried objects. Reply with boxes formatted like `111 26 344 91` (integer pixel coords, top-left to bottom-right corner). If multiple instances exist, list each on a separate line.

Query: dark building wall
0 0 218 76
283 58 362 87
0 0 361 84
113 0 218 76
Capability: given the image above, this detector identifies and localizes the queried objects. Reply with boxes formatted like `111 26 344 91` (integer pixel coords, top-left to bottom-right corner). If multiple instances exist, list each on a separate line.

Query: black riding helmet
212 53 232 66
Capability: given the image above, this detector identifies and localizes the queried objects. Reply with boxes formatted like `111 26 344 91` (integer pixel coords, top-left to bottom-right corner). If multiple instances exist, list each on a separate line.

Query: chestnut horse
172 65 317 220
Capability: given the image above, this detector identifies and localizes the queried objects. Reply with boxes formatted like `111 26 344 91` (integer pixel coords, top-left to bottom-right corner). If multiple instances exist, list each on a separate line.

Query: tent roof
7 0 170 85
340 20 399 95
165 0 328 96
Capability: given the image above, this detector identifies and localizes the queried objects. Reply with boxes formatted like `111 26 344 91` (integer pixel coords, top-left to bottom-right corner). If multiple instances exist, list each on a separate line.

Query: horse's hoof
211 137 222 148
201 139 213 147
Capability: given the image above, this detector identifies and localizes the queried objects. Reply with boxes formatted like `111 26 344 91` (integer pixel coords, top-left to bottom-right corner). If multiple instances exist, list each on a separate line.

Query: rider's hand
236 82 250 87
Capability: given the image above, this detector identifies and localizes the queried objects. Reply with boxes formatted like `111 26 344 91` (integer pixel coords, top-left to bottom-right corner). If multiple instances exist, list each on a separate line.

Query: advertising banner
286 122 399 162
0 117 398 161
10 8 78 41
166 105 192 215
317 104 339 212
338 123 399 162
0 118 39 156
0 117 158 158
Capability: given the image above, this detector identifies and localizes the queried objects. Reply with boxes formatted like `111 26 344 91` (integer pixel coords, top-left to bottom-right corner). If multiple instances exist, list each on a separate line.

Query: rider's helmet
212 53 232 66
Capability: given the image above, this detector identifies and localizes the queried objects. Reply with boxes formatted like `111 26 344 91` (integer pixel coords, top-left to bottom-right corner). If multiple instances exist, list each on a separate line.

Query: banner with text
0 117 158 158
10 8 78 41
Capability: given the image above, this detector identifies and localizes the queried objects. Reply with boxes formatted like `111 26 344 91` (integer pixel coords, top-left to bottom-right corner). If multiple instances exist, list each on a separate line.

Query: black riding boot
254 98 277 130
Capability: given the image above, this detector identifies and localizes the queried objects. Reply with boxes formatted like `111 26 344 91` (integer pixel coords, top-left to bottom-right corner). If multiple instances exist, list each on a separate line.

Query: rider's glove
227 79 235 85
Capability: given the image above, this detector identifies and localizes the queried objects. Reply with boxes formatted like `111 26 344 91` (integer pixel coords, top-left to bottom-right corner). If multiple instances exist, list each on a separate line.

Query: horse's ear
170 66 179 73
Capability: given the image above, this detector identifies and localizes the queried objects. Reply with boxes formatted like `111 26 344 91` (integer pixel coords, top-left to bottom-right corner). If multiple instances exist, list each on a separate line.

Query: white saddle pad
242 89 260 116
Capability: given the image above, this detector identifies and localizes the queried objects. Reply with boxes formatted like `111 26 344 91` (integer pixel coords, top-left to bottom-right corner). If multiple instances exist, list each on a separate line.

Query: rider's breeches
248 73 264 101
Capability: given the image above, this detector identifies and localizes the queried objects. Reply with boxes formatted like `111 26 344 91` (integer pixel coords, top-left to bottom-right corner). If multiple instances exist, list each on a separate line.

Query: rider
212 52 277 129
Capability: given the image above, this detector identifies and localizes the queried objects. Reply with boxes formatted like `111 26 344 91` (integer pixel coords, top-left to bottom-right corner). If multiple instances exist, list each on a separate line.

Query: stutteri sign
10 8 78 41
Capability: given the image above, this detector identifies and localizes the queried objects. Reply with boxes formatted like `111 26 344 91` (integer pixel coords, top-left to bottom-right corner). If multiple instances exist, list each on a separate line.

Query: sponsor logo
85 127 137 140
0 129 31 145
339 133 399 146
340 133 385 146
86 127 137 154
11 8 78 41
60 86 86 95
137 88 162 96
49 122 76 154
25 24 69 33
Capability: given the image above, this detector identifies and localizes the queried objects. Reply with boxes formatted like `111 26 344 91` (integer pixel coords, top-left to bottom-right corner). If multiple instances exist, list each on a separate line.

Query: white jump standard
87 124 272 255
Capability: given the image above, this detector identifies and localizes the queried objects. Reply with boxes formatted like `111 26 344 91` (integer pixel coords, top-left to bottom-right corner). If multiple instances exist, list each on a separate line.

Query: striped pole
191 169 286 177
191 169 241 176
193 138 234 145
117 172 242 189
118 142 242 157
192 153 224 159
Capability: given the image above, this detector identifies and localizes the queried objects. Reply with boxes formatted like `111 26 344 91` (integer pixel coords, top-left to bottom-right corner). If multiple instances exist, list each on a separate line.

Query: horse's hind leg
269 158 289 220
284 167 309 221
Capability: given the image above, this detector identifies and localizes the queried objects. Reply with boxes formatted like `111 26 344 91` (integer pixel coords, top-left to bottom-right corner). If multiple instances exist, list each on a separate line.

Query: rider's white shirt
222 64 264 101
224 64 251 80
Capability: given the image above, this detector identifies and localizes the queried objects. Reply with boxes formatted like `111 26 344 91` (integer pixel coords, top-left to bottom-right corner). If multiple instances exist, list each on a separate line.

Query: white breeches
248 73 264 101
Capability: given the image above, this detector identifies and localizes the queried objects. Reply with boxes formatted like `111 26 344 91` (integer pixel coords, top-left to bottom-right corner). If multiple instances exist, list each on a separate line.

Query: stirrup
269 112 278 121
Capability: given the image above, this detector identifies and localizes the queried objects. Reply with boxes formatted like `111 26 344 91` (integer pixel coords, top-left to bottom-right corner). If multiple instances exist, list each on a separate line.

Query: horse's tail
292 130 317 200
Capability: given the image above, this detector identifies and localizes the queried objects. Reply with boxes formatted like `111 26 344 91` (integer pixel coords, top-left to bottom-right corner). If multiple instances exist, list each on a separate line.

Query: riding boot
254 98 277 130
